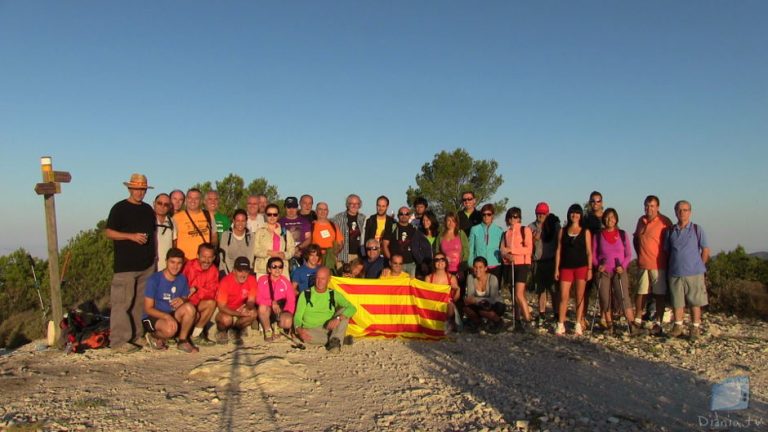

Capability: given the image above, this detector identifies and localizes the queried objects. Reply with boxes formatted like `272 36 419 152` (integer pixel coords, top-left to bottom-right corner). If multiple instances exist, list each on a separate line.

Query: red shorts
559 266 588 282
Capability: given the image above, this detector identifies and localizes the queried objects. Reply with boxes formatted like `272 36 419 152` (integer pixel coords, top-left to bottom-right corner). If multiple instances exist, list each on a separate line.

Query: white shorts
636 269 667 296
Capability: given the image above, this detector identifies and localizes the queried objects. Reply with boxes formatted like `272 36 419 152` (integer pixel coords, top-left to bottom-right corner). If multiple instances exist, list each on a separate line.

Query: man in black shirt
383 206 431 278
458 191 483 237
106 173 157 353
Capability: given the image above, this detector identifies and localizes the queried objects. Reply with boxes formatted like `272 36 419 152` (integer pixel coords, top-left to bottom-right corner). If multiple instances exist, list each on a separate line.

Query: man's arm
105 228 147 244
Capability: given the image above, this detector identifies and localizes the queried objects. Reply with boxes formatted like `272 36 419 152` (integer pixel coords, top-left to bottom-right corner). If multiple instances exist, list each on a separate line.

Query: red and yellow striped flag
329 275 451 340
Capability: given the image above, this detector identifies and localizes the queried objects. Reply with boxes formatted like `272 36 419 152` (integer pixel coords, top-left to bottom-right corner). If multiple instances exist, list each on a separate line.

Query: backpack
59 301 110 354
304 289 336 310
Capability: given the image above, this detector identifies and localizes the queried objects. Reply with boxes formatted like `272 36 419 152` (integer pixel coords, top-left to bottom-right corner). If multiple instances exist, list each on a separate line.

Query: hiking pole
590 259 606 335
28 254 48 324
279 330 306 350
615 258 629 334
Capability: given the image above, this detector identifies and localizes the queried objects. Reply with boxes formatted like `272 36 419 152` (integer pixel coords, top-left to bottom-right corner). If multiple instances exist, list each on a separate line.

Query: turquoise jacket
468 223 504 267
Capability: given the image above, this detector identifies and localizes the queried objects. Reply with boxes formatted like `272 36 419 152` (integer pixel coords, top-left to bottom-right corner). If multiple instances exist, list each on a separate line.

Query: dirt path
1 316 767 431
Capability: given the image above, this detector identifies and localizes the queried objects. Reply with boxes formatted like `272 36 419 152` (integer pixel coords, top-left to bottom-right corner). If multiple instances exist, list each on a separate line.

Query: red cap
535 202 550 215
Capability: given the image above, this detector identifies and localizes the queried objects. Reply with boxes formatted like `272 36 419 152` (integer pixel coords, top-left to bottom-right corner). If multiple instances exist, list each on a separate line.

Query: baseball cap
234 256 252 272
284 196 299 208
535 202 550 215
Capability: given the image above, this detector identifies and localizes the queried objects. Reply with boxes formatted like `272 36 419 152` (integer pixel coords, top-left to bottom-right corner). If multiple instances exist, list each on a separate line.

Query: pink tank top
441 236 462 273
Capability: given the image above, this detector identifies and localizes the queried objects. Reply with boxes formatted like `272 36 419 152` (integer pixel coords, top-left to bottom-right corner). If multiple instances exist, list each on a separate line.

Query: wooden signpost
34 156 71 346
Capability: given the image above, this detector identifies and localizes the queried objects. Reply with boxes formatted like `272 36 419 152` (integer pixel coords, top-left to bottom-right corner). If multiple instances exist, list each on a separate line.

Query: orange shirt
634 214 673 270
173 210 213 260
311 220 343 249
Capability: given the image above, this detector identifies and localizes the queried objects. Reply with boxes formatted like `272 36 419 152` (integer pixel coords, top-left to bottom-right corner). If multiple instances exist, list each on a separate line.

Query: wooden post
35 156 71 346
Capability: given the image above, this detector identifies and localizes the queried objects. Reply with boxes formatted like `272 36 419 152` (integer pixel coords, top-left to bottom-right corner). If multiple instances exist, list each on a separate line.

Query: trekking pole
590 259 605 335
28 254 48 324
509 262 516 331
615 258 628 333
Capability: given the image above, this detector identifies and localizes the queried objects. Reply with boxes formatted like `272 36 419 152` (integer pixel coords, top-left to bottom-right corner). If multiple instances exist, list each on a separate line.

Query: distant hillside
749 251 768 260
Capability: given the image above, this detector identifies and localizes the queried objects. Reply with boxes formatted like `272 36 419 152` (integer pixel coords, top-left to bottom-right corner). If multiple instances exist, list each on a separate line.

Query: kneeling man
143 248 199 353
294 266 357 353
215 256 259 345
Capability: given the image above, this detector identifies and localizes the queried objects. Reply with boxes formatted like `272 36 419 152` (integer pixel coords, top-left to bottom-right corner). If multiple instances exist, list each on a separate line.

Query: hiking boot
112 342 142 354
668 324 685 338
176 340 199 353
650 323 665 337
326 337 341 354
343 335 354 346
629 322 649 337
232 329 244 346
555 322 566 336
144 333 167 350
192 335 215 347
689 326 701 341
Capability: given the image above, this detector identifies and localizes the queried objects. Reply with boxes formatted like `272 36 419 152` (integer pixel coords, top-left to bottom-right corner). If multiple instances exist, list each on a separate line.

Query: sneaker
343 335 354 346
326 337 341 354
176 340 199 353
574 322 584 336
555 323 566 336
216 330 229 345
144 333 168 350
629 322 649 337
536 315 546 328
111 343 142 353
192 335 215 347
689 326 701 341
668 324 685 338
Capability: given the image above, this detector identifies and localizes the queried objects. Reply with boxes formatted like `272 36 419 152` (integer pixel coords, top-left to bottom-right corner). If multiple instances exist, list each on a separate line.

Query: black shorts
534 259 556 294
143 315 180 336
142 317 159 333
466 301 506 317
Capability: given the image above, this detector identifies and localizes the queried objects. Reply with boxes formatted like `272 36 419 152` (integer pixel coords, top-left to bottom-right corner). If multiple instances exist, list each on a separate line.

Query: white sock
192 327 203 337
675 321 683 326
692 322 701 327
634 318 642 325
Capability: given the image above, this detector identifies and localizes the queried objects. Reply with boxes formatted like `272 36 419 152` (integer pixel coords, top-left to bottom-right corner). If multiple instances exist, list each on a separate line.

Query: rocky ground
1 312 766 432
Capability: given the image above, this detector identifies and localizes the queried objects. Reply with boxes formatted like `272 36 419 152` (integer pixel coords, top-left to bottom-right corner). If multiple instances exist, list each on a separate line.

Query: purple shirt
280 216 311 248
592 229 632 273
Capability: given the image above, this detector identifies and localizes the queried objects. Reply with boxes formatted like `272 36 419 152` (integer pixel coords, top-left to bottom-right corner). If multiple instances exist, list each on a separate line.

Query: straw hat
123 173 153 189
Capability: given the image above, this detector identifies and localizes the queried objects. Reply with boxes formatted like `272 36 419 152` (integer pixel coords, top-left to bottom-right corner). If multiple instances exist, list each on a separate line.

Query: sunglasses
398 212 410 216
270 265 284 270
590 199 602 204
366 247 379 251
511 215 521 219
434 257 447 263
462 197 474 202
155 202 171 207
482 213 493 216
266 213 279 217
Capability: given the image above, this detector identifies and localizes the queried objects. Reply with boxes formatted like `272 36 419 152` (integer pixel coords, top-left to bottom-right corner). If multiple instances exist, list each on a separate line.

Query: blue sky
1 1 766 258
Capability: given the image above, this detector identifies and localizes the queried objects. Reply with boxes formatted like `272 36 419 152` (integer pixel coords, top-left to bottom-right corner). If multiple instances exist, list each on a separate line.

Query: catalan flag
329 275 451 340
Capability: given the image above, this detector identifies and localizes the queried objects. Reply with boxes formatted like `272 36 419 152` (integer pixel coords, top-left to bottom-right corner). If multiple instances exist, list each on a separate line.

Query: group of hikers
106 173 710 354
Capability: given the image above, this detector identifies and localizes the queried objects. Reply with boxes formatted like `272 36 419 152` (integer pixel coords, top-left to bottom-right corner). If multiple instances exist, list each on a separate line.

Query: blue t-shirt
291 265 318 293
665 222 708 277
143 271 190 318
